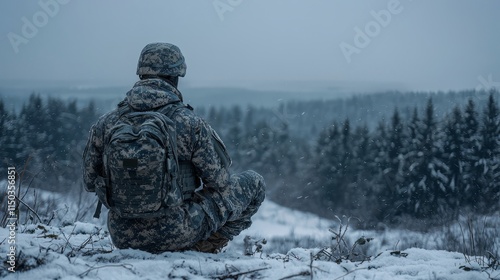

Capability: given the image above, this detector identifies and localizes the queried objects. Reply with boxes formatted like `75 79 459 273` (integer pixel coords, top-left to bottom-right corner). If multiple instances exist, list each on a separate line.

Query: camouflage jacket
82 78 231 197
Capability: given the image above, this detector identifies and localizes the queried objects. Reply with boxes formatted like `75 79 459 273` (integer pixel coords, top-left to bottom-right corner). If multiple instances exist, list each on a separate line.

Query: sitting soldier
82 42 265 253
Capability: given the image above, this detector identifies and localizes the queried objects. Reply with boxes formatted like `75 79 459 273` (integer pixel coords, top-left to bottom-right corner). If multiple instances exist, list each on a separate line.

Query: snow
1 200 497 279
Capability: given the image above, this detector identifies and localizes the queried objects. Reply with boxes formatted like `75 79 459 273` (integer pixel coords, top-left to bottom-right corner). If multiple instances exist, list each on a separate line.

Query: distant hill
1 83 496 134
0 83 358 113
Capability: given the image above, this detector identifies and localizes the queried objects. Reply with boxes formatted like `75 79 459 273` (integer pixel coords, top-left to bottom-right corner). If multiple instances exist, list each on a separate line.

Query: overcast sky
1 0 499 92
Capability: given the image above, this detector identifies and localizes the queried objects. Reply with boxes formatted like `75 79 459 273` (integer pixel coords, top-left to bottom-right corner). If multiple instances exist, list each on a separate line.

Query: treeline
1 90 499 226
311 94 499 222
0 94 98 190
202 90 500 225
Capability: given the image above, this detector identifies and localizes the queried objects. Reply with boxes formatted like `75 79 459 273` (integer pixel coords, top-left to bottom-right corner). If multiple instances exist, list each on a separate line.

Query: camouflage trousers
108 170 265 253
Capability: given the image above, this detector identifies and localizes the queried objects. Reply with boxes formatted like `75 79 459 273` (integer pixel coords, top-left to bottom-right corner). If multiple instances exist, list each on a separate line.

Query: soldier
83 42 265 253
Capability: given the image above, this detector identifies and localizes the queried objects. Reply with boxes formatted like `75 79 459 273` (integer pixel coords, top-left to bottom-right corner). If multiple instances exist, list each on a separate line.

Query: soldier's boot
193 232 229 253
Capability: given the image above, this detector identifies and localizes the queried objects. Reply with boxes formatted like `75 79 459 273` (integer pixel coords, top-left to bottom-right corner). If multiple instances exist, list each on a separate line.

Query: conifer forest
1 89 499 229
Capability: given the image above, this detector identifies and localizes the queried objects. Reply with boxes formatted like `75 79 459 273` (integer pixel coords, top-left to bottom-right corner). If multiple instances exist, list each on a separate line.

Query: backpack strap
93 176 108 219
157 102 201 201
155 100 186 167
94 201 103 219
155 101 183 175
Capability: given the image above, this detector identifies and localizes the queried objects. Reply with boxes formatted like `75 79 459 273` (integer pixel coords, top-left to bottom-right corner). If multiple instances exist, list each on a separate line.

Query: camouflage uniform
83 43 265 253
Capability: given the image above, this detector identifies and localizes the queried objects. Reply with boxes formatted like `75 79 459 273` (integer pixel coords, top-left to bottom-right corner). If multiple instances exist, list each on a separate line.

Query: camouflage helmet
136 43 186 77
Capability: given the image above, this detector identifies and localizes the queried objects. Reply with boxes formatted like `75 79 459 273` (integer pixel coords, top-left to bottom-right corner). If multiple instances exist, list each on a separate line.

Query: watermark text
7 0 71 54
6 167 17 272
340 0 410 63
213 0 243 21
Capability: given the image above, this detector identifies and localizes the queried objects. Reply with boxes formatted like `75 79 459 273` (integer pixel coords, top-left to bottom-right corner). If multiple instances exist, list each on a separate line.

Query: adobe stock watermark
271 101 293 131
213 0 243 21
7 0 71 54
475 74 500 100
6 167 17 273
340 0 411 64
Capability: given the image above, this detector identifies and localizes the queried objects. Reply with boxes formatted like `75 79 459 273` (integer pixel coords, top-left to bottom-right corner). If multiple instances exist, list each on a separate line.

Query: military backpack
94 102 184 219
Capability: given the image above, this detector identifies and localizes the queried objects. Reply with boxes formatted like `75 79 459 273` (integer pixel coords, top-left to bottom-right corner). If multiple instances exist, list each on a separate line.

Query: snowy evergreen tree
225 105 244 168
0 99 17 170
399 100 449 218
403 107 423 196
0 99 5 137
442 106 465 210
477 91 500 210
420 99 449 217
15 94 50 179
20 94 47 150
348 124 378 219
373 120 390 179
44 97 67 161
0 99 7 162
338 119 354 188
351 124 375 185
312 122 344 212
388 109 406 194
377 109 407 219
207 106 221 128
462 99 482 208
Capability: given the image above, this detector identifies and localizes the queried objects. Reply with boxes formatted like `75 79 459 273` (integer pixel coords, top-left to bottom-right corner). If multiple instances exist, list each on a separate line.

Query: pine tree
45 97 66 161
17 94 49 172
400 99 448 218
348 124 378 218
226 106 244 168
2 113 23 168
373 120 390 175
477 91 500 210
339 118 354 188
388 108 404 164
0 99 5 136
419 99 448 217
399 108 418 215
442 106 465 211
20 94 47 150
64 99 81 147
0 99 11 170
352 124 374 183
378 108 407 219
62 99 87 181
388 109 406 191
80 100 98 142
207 106 220 128
243 106 255 129
312 122 343 211
462 99 482 208
0 99 6 158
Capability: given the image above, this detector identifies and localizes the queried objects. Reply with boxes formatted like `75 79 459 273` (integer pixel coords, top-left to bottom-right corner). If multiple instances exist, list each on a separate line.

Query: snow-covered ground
1 199 498 279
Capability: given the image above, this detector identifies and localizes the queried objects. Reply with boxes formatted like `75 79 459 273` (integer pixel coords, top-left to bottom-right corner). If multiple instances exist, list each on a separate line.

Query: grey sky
1 0 499 92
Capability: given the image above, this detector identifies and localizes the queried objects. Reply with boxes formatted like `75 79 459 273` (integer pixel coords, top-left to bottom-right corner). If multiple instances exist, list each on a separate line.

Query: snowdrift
1 200 496 279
